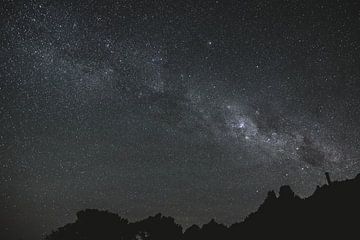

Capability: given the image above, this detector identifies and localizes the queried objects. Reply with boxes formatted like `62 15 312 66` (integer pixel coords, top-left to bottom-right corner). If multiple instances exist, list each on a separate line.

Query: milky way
1 1 360 239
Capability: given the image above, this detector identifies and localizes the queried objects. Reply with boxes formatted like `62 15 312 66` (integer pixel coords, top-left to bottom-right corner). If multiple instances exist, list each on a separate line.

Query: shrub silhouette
183 224 201 240
46 173 360 240
132 213 182 240
46 209 130 240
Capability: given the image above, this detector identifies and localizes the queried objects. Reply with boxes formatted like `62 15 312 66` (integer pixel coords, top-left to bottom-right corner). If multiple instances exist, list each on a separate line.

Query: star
1 1 359 239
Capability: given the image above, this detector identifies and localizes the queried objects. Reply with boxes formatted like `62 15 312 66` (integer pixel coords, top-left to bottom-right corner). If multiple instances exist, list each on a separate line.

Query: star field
1 0 360 239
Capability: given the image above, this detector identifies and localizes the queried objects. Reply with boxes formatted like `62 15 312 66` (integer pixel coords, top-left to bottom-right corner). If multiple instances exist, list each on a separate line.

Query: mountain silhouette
46 172 360 240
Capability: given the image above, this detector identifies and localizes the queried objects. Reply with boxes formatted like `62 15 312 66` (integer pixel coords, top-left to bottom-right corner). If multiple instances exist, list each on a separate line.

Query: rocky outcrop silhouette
46 173 360 240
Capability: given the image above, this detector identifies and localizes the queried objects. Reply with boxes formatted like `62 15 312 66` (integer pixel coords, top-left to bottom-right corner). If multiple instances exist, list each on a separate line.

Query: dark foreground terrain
46 173 360 239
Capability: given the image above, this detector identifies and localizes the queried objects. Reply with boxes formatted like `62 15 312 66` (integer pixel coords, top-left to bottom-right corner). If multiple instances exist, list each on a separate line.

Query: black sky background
1 0 360 239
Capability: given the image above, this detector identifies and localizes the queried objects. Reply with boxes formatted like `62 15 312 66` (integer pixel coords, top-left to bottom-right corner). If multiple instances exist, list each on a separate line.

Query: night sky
1 0 360 239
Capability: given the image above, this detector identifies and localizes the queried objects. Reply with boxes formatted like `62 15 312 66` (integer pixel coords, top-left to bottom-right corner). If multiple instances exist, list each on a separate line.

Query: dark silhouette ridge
46 173 360 240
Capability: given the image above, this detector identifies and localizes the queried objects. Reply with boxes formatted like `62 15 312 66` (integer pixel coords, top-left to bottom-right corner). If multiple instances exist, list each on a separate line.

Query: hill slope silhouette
46 173 360 240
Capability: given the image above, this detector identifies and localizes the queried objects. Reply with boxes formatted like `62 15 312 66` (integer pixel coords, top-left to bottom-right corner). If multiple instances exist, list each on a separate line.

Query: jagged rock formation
46 173 360 240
